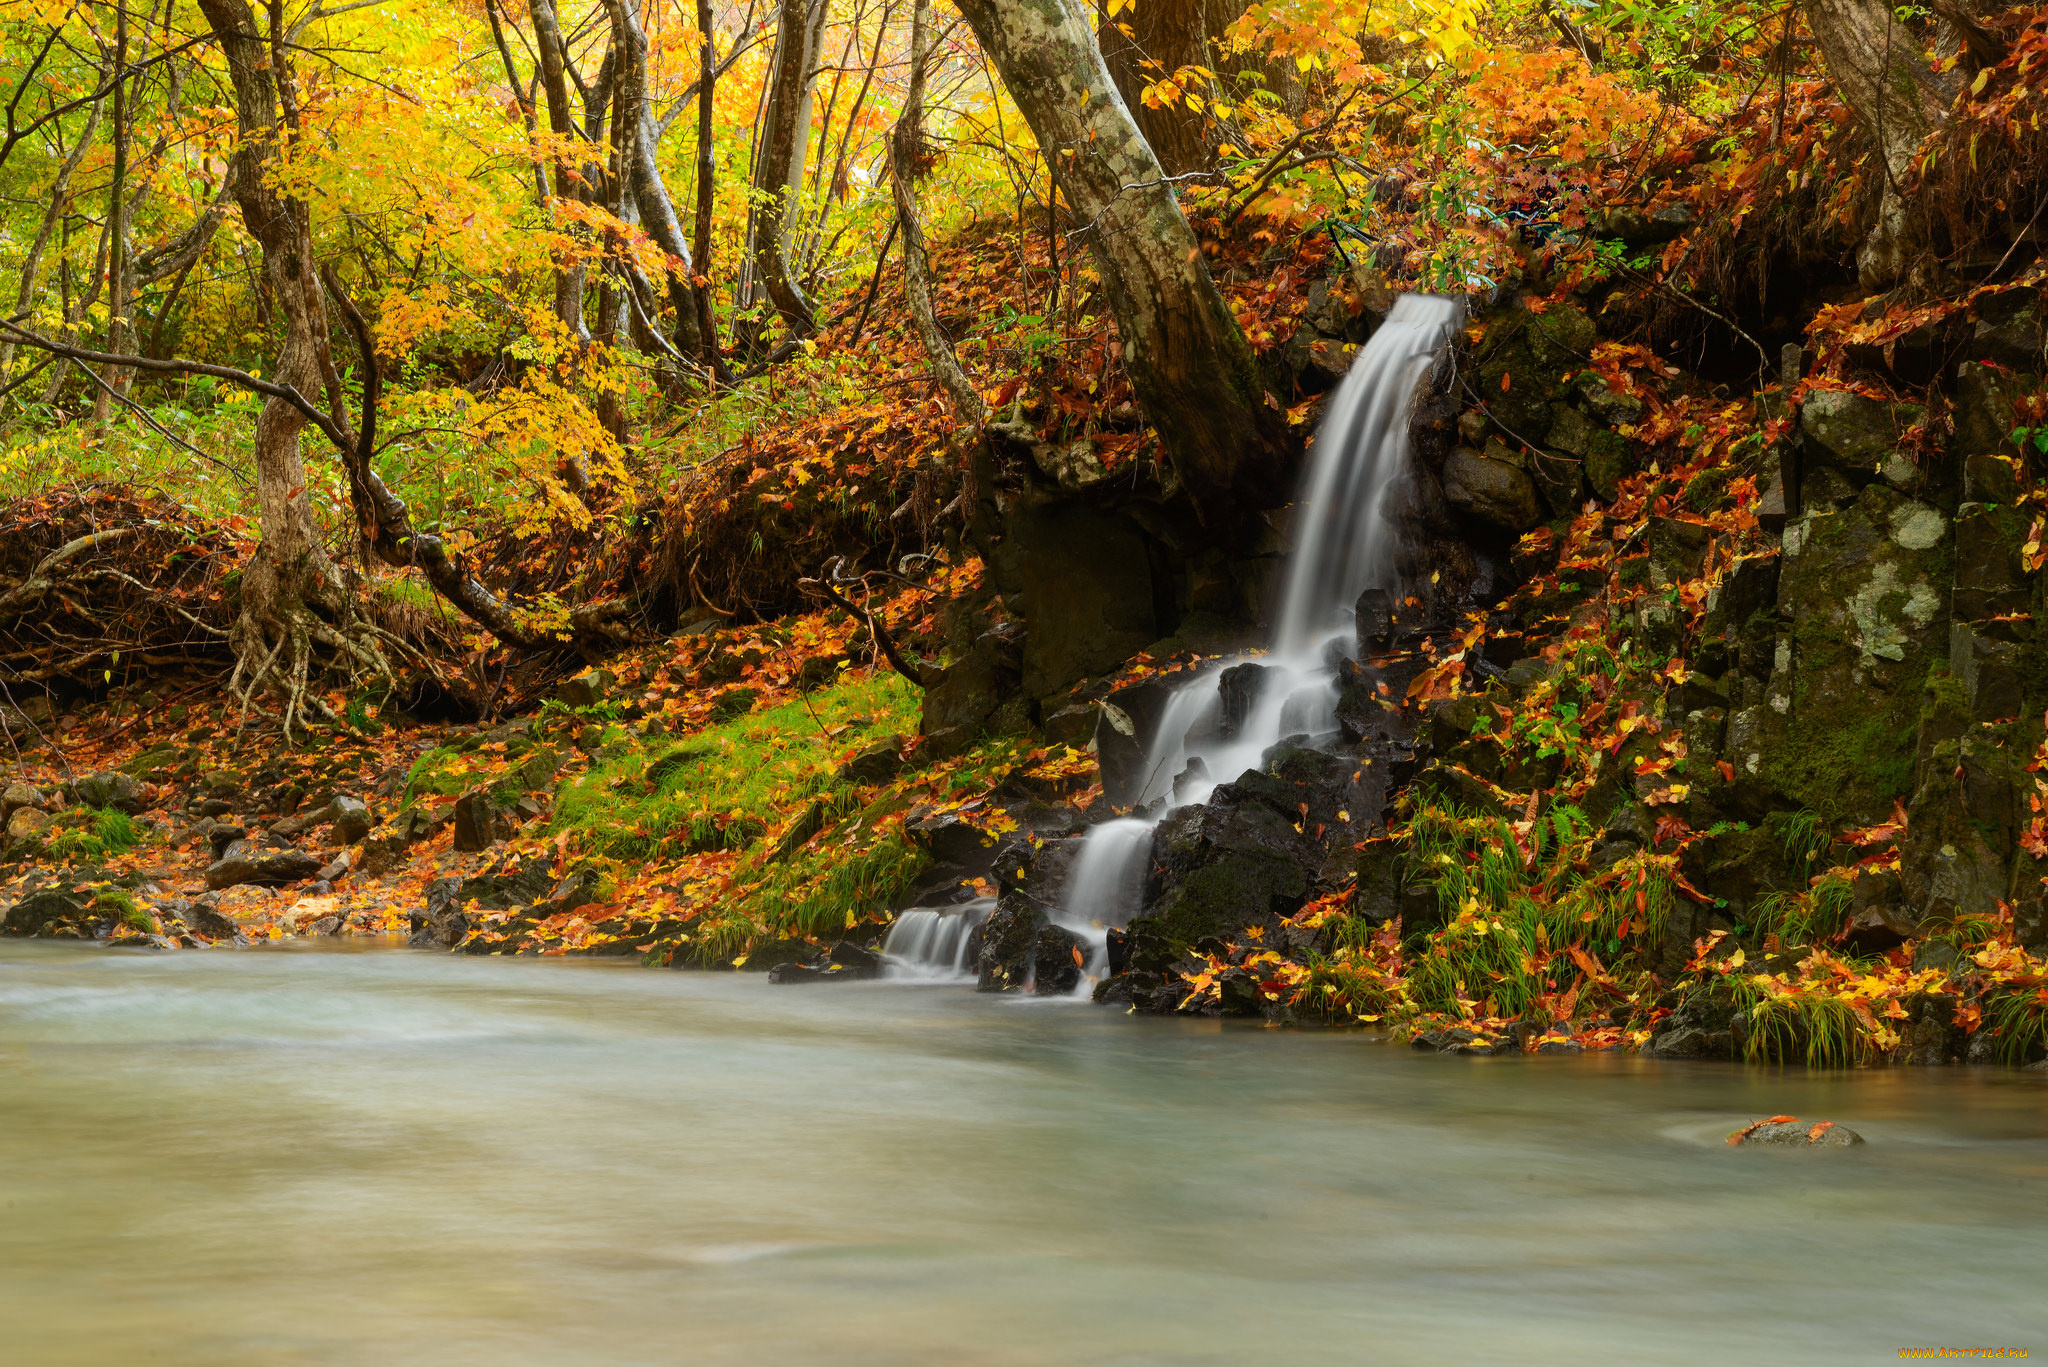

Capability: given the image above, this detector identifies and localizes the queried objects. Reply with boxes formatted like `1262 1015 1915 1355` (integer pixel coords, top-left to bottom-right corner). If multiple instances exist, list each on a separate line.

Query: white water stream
1051 294 1466 986
883 294 1463 989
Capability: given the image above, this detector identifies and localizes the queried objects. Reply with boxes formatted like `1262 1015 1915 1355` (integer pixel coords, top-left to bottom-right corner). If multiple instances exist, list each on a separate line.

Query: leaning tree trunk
1803 0 1960 288
951 0 1290 526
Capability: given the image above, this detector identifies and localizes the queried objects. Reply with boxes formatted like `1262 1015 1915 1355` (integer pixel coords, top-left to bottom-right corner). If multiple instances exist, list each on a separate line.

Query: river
2 939 2043 1364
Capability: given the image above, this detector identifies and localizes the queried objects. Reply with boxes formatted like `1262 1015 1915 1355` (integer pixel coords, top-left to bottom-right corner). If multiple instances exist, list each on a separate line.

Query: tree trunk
1094 0 1229 177
93 1 130 427
603 0 722 372
892 0 985 426
526 0 591 336
1803 0 1958 287
950 0 1290 527
195 0 386 723
748 0 826 335
0 97 100 388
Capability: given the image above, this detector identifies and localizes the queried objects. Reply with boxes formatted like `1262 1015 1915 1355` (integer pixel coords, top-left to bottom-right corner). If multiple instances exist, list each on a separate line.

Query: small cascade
880 901 993 980
1047 817 1154 992
1062 294 1464 933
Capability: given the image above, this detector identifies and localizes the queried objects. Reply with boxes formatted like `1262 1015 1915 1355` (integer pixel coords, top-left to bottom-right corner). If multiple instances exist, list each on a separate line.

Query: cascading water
880 900 993 980
1055 294 1465 989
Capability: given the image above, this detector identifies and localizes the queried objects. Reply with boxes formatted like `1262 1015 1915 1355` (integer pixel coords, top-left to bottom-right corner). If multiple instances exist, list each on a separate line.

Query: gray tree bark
747 0 827 334
949 0 1290 525
0 97 101 388
1803 0 1959 287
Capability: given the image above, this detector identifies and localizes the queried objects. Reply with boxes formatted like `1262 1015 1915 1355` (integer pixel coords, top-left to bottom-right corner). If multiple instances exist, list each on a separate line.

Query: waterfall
880 900 993 980
1060 293 1464 954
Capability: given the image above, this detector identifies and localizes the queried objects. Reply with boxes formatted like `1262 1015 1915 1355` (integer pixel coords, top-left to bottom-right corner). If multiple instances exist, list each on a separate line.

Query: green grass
550 670 920 860
1745 992 1871 1067
46 807 142 864
1750 873 1854 949
1392 800 1672 1021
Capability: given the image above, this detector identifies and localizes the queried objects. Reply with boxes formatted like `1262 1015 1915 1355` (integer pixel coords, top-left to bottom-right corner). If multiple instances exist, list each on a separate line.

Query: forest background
5 0 2048 1065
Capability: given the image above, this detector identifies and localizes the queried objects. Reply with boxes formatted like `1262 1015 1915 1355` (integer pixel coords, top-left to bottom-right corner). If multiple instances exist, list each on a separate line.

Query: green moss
46 807 141 864
1682 465 1734 513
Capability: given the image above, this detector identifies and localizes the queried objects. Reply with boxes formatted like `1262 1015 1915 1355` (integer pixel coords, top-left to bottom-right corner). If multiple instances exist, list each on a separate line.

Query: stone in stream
1728 1118 1865 1147
1029 923 1083 995
2 888 89 936
184 901 242 941
205 839 323 891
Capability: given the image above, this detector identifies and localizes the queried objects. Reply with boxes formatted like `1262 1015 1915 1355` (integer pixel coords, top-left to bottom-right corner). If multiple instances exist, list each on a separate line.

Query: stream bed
2 938 2044 1365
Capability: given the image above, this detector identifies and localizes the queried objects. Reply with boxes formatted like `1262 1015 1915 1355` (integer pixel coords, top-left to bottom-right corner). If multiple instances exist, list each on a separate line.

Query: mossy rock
1583 428 1636 500
1471 302 1597 437
1740 488 1950 822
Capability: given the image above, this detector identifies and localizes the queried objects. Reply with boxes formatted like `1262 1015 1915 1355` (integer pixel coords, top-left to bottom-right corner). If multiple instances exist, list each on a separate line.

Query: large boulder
1441 447 1542 531
971 893 1041 992
1799 387 1922 474
2 887 88 936
1737 484 1950 822
1132 745 1364 953
1093 674 1178 808
72 770 145 814
205 840 323 891
991 501 1171 704
330 795 374 845
410 858 557 949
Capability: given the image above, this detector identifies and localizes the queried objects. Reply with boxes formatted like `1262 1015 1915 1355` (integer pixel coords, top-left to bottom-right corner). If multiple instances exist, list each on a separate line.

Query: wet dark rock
1646 984 1744 1060
1353 588 1394 651
1800 388 1922 477
1030 923 1083 995
1095 675 1176 807
205 840 323 891
991 501 1166 702
205 822 249 862
1353 838 1407 925
1730 1119 1865 1147
1216 663 1270 738
838 737 907 785
1171 756 1211 804
1041 705 1097 745
330 796 373 845
1215 966 1267 1017
409 859 556 949
1442 447 1542 531
909 811 999 876
1843 903 1918 955
974 893 1041 992
184 902 240 940
2 888 88 936
828 940 882 978
1411 1027 1515 1055
556 668 612 708
1648 516 1711 589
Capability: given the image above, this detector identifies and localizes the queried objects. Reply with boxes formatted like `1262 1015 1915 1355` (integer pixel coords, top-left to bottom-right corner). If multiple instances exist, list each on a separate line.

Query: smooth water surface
2 940 2043 1365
